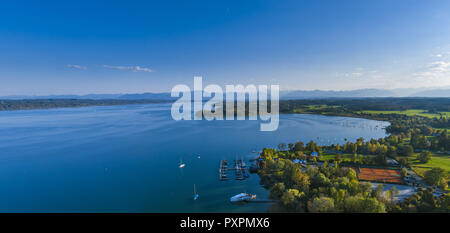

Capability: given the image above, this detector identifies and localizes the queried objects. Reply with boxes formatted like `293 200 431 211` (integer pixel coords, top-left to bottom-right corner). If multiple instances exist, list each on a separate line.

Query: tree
288 143 294 151
270 182 285 199
398 157 409 167
417 151 432 163
311 173 331 188
308 197 335 213
335 154 341 162
293 141 304 152
411 133 429 149
372 184 385 202
346 168 358 181
281 189 303 207
439 193 450 212
358 182 373 196
375 153 387 166
343 196 386 213
386 186 399 203
306 140 320 153
400 168 408 178
438 178 448 190
397 145 414 157
352 153 358 163
424 168 447 187
387 146 397 157
351 144 358 154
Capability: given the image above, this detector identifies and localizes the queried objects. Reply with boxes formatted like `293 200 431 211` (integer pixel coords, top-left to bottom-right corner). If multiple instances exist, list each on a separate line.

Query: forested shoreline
0 99 171 111
257 98 450 213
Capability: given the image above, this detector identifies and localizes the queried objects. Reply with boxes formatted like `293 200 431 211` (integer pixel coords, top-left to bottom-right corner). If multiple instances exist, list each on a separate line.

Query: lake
0 103 389 212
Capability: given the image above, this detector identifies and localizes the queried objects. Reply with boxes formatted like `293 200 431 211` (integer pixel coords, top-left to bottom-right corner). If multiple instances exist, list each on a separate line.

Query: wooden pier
219 160 228 181
220 159 249 181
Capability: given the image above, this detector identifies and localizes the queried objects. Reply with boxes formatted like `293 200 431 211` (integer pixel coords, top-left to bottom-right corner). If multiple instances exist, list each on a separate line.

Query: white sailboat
179 159 185 168
193 184 199 200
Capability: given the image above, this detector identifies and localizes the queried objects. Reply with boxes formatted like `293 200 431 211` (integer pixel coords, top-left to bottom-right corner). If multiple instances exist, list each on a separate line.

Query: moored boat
230 193 256 202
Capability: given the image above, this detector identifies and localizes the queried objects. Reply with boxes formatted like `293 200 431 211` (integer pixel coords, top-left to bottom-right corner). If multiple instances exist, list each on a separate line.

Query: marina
219 160 229 181
0 103 390 212
220 159 250 181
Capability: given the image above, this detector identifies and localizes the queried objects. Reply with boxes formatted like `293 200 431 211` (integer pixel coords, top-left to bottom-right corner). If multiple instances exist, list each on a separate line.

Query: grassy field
320 153 375 163
407 152 450 177
359 109 450 118
321 151 450 177
320 153 351 161
292 105 340 114
305 104 338 110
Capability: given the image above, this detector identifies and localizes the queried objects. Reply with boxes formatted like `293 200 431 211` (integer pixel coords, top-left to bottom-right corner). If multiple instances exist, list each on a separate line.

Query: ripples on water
0 103 389 212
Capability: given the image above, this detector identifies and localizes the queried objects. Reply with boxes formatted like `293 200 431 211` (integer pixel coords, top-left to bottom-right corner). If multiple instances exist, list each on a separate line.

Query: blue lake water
0 103 389 212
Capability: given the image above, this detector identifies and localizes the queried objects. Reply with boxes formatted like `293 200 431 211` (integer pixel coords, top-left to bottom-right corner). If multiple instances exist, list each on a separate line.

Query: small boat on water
179 159 185 168
230 193 256 202
193 184 199 200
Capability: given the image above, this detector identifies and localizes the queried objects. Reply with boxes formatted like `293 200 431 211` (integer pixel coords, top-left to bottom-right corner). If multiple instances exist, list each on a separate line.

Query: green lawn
320 153 374 163
321 151 450 176
306 104 338 110
293 105 339 113
320 153 341 161
359 109 450 118
435 128 450 133
408 152 450 177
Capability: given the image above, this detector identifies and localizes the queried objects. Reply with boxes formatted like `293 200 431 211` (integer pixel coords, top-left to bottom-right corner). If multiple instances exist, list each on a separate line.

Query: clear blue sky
1 0 450 95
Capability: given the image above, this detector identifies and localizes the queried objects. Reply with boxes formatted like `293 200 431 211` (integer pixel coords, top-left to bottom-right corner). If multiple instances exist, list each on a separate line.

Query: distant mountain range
280 88 450 99
2 88 449 100
280 89 396 99
0 94 124 100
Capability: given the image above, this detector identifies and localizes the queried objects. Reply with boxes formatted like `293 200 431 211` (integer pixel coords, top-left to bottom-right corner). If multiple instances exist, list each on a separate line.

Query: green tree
311 173 331 188
400 168 408 178
424 168 447 187
417 151 432 163
398 157 409 167
308 197 335 213
269 182 285 199
358 182 373 197
397 145 414 157
386 186 399 203
352 153 358 163
439 193 450 212
281 189 303 207
293 141 304 152
343 196 386 213
288 143 294 151
387 146 397 157
372 184 385 202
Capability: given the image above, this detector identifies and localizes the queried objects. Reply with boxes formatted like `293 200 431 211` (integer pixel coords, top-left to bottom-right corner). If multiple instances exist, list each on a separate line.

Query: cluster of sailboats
179 154 257 203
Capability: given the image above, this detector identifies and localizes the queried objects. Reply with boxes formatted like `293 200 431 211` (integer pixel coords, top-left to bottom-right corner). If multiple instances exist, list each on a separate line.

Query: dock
219 160 229 181
219 159 249 181
234 160 248 180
